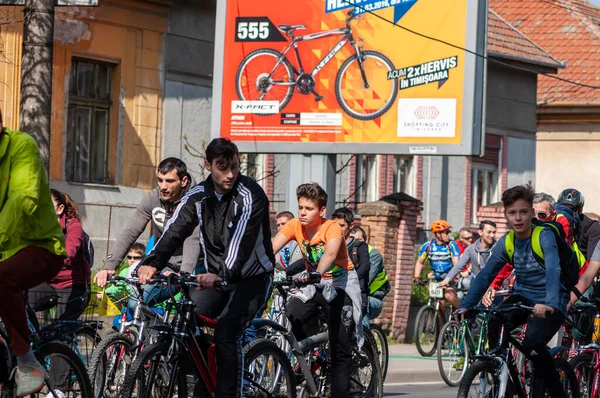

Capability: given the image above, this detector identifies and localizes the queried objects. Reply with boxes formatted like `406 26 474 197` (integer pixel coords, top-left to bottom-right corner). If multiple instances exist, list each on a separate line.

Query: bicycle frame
269 16 363 82
577 345 600 397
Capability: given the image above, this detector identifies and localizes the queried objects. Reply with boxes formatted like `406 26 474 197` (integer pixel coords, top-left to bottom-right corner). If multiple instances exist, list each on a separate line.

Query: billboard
211 0 487 155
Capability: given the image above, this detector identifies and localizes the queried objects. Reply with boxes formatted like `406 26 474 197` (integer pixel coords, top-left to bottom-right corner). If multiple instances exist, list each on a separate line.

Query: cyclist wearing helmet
555 188 583 246
558 188 600 262
413 220 461 307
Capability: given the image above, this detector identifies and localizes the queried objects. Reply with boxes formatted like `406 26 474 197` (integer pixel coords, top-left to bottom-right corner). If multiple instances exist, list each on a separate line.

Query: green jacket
0 128 66 261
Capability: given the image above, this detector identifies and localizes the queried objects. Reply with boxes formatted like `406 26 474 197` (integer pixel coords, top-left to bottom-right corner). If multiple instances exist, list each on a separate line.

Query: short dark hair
157 157 188 180
205 138 239 166
459 227 472 236
296 183 328 208
276 211 295 220
129 242 146 254
332 207 354 225
501 185 535 208
479 220 497 230
350 226 367 241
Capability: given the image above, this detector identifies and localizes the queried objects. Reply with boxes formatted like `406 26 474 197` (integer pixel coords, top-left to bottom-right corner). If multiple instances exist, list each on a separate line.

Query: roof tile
491 0 600 104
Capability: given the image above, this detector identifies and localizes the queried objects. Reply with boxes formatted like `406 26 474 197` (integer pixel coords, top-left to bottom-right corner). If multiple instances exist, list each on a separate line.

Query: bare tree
19 0 54 170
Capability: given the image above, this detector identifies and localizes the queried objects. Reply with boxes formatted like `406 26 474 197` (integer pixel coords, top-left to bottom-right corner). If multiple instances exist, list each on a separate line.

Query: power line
344 0 600 90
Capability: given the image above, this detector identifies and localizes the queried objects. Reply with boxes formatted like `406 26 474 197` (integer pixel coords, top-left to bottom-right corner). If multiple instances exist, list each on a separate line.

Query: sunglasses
127 255 143 260
462 236 473 241
536 212 548 219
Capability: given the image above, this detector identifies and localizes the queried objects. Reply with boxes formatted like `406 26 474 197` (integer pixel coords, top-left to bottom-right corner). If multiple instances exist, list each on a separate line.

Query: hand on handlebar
439 277 451 288
94 269 116 288
296 271 322 285
137 265 158 285
482 288 496 308
196 273 223 290
532 304 554 319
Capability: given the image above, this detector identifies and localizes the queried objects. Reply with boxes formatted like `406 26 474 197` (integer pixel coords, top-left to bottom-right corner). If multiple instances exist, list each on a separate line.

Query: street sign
211 0 488 156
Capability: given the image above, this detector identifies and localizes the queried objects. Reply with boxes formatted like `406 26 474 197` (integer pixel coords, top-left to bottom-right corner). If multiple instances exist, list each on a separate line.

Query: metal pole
19 0 55 170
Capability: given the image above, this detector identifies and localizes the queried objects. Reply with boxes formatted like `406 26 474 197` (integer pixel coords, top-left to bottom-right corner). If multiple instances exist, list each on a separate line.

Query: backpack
66 219 95 268
504 220 579 291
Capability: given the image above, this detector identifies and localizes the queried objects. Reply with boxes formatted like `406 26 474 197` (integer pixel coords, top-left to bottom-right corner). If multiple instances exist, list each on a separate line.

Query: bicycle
457 303 579 398
436 311 488 386
120 273 295 398
0 300 94 397
88 276 167 398
413 278 453 357
368 323 389 382
254 275 383 398
235 9 398 120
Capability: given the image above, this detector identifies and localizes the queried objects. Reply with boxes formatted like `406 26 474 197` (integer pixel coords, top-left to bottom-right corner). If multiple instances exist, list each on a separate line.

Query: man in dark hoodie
440 220 497 306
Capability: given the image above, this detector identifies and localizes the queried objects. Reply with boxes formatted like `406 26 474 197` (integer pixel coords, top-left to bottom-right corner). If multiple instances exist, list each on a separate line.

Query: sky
591 0 600 6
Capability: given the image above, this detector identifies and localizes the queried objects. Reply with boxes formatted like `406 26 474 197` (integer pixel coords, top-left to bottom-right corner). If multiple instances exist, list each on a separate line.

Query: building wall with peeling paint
0 1 169 204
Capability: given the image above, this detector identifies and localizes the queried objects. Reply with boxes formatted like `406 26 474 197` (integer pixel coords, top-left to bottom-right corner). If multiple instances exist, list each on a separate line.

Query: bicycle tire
457 359 518 398
554 357 580 398
437 320 469 387
335 50 398 120
414 305 439 356
88 332 135 398
351 335 383 398
368 323 389 381
244 338 296 398
74 325 100 369
35 341 93 398
120 341 188 398
235 48 295 115
570 352 593 398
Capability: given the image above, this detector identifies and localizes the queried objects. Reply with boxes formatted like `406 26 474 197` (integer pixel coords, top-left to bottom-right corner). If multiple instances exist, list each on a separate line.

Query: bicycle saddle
278 24 306 32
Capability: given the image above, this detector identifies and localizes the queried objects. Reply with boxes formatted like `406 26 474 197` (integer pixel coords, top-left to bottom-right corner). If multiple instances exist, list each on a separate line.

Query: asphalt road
384 382 458 398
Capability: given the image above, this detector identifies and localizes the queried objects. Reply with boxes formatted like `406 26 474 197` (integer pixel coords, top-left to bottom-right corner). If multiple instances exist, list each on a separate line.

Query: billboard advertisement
211 0 487 155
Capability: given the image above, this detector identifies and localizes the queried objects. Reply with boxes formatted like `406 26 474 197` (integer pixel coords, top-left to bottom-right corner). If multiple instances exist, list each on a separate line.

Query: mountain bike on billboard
235 9 399 121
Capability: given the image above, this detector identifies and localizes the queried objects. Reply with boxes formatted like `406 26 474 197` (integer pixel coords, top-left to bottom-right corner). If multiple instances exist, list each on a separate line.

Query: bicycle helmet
430 220 451 233
557 188 585 208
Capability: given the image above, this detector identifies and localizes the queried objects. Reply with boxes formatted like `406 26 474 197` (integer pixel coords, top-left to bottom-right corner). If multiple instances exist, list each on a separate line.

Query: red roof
488 9 563 69
491 0 600 104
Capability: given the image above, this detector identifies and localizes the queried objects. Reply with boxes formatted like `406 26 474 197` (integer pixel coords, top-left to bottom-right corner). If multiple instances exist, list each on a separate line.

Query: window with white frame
471 163 499 224
355 154 379 203
393 156 415 196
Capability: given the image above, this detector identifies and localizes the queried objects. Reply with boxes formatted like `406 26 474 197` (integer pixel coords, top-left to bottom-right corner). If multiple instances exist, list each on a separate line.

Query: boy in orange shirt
272 183 362 397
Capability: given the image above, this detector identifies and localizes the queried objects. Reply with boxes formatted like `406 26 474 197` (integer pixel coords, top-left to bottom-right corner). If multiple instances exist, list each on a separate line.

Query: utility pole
19 0 55 170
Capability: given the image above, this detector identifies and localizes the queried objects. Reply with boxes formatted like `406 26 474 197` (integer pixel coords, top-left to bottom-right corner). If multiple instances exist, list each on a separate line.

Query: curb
386 368 442 384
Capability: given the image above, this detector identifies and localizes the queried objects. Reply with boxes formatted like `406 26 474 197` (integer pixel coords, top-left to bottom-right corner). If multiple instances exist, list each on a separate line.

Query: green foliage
410 246 431 307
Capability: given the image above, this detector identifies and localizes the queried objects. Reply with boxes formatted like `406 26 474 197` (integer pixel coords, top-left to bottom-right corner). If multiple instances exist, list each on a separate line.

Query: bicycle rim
570 353 593 398
36 341 93 398
89 334 134 398
336 51 398 120
437 321 467 386
244 339 296 398
369 324 389 381
415 306 438 356
458 359 504 398
237 51 294 105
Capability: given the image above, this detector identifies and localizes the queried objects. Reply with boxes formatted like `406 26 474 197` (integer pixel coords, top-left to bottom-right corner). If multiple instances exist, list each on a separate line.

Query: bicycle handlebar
272 272 322 288
108 274 227 289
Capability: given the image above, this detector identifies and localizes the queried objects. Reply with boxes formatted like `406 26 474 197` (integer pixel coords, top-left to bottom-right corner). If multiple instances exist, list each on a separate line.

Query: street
385 382 458 397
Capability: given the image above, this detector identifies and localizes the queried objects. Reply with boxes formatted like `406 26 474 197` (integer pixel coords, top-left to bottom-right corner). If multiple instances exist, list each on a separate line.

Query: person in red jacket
29 189 91 320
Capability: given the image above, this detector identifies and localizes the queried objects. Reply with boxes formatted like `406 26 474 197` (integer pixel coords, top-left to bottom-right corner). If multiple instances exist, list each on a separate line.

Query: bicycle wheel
570 352 593 398
236 48 295 114
121 341 187 398
368 323 389 381
554 357 580 398
414 305 439 356
35 341 93 398
457 359 518 398
335 50 398 120
244 338 296 398
437 320 469 386
350 337 383 398
88 332 135 398
74 325 100 368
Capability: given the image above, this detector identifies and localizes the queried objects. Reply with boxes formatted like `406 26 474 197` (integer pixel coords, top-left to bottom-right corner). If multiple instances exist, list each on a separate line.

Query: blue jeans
362 296 383 328
126 282 176 317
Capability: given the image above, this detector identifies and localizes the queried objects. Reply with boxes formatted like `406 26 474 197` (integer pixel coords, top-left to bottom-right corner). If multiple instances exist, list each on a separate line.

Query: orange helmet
430 220 451 233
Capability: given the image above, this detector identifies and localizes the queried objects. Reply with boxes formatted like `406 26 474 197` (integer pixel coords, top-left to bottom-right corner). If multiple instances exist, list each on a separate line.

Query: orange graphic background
220 0 468 144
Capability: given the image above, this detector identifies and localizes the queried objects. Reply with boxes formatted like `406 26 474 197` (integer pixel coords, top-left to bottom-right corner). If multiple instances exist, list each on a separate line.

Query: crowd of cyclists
3 104 600 397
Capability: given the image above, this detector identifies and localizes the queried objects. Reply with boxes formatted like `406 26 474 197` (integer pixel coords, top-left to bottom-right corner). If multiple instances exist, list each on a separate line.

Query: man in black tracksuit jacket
137 138 274 398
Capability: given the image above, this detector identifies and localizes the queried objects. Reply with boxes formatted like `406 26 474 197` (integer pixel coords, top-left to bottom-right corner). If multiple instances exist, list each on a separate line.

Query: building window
66 59 113 183
471 163 499 224
241 153 266 188
393 156 414 196
355 154 379 204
